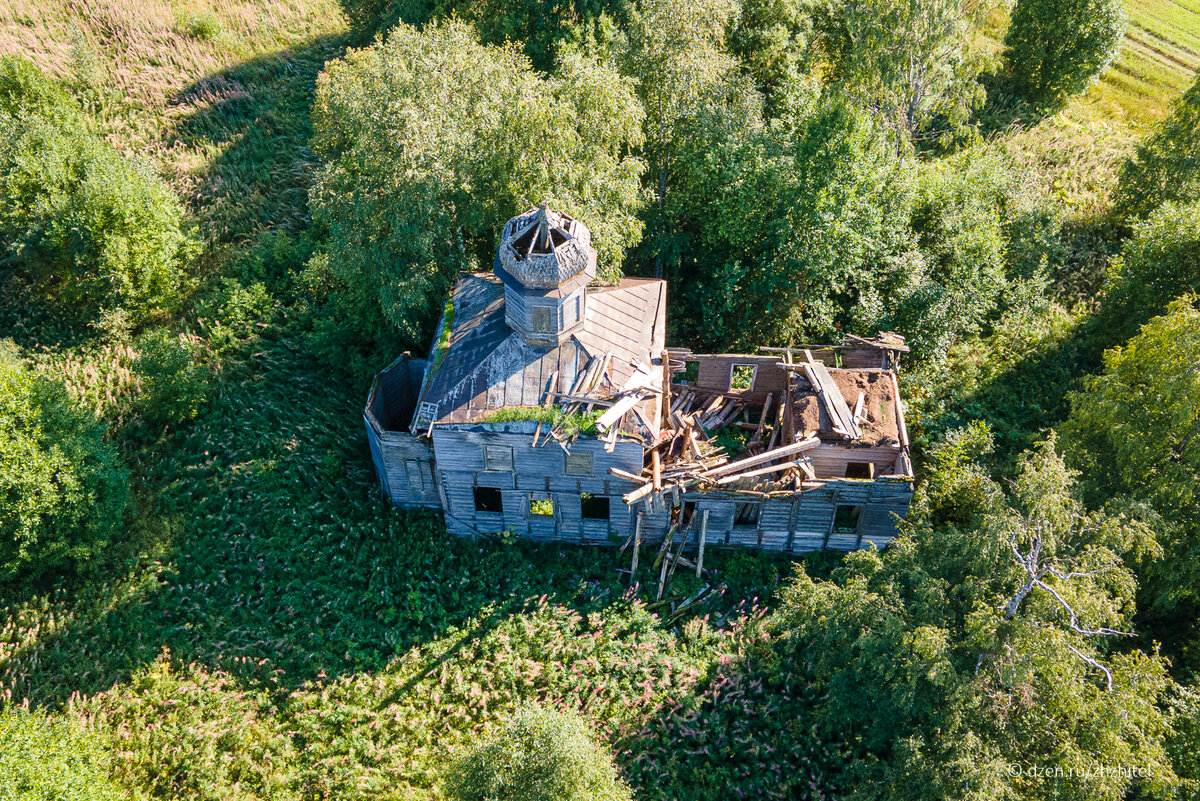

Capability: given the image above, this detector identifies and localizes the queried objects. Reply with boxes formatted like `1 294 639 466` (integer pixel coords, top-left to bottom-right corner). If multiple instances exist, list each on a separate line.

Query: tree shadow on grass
0 336 649 708
167 33 348 252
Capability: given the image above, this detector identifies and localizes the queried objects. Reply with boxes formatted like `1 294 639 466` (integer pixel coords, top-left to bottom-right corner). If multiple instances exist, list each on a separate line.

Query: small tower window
532 306 554 333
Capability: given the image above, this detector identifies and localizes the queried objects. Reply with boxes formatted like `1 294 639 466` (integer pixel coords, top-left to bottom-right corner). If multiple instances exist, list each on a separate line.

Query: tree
869 149 1015 357
1096 200 1200 344
336 0 631 72
1003 0 1125 108
1062 299 1200 612
0 344 129 584
1114 72 1200 221
0 707 122 801
823 0 988 146
622 0 761 277
0 57 194 325
729 0 819 116
444 706 631 801
767 426 1176 799
310 21 645 342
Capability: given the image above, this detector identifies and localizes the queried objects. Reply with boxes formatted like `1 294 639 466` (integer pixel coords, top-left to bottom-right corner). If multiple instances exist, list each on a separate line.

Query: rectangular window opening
529 493 555 517
674 360 700 385
730 363 757 391
532 306 554 333
474 486 503 514
581 492 610 520
833 504 863 533
734 502 760 528
845 461 874 479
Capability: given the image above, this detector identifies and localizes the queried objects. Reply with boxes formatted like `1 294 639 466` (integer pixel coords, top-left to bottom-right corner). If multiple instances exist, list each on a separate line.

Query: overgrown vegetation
4 0 1200 798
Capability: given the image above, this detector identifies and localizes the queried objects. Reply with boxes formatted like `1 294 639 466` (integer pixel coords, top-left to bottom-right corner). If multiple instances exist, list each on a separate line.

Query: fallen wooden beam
701 436 821 479
596 392 647 432
714 458 809 485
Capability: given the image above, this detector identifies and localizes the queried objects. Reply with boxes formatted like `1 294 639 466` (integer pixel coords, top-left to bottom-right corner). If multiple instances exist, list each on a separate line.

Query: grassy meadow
1 0 1198 798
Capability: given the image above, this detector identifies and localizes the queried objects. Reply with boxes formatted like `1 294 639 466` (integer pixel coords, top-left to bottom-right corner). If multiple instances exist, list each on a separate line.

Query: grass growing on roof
484 405 602 437
424 297 456 379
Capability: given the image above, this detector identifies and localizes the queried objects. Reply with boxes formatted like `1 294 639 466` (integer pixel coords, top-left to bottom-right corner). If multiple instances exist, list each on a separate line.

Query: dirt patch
792 369 899 447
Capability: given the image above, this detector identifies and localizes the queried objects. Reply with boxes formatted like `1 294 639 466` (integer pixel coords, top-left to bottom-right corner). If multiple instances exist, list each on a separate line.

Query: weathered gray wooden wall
663 477 912 554
366 354 441 507
431 423 647 542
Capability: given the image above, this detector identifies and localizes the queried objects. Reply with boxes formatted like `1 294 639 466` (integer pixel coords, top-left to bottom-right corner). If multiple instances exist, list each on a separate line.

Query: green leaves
1003 0 1126 108
0 345 129 584
1114 73 1200 222
0 57 195 326
310 21 645 343
445 706 632 801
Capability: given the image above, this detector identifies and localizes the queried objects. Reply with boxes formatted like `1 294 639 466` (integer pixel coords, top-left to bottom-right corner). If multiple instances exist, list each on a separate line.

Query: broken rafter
703 436 821 480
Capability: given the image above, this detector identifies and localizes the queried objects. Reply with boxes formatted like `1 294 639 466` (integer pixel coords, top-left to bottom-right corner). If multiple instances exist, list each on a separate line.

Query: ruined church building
365 205 914 554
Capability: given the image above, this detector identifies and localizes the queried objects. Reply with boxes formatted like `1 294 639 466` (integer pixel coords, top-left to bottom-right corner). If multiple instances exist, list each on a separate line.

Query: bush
0 57 194 325
0 707 121 801
0 344 129 583
1098 200 1200 344
1003 0 1125 106
445 706 632 801
1114 73 1200 221
132 330 210 426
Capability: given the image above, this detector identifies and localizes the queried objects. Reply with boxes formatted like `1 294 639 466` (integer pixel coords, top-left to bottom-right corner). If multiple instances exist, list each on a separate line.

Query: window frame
473 486 504 514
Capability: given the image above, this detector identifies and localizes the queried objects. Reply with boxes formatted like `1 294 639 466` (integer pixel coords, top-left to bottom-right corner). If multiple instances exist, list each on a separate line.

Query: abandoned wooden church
365 205 914 554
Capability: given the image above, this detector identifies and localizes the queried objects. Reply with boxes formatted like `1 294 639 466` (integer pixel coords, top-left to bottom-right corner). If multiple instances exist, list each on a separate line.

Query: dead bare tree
1002 521 1133 690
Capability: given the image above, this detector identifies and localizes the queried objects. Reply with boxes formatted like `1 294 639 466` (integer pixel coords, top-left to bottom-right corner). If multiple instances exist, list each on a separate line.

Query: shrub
1003 0 1125 107
0 344 129 583
0 706 121 801
445 706 632 801
176 10 222 41
0 54 81 125
1114 73 1200 221
0 59 194 325
132 330 210 426
1097 200 1200 344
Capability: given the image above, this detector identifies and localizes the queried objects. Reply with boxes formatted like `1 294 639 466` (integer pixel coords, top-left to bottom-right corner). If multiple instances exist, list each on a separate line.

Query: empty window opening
484 445 513 472
734 502 760 528
565 451 593 476
675 360 700 385
581 493 610 520
845 461 874 479
529 493 555 517
474 486 503 514
730 364 757 391
679 500 697 528
532 306 554 333
833 505 863 533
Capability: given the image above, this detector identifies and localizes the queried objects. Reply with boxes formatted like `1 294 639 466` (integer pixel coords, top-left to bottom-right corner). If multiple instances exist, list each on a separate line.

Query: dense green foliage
446 707 632 801
1097 201 1200 343
1114 72 1200 221
0 57 194 326
772 427 1175 797
1063 300 1200 611
0 707 121 801
309 21 644 345
822 0 987 143
0 345 128 584
337 0 630 70
1004 0 1126 107
4 0 1200 799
